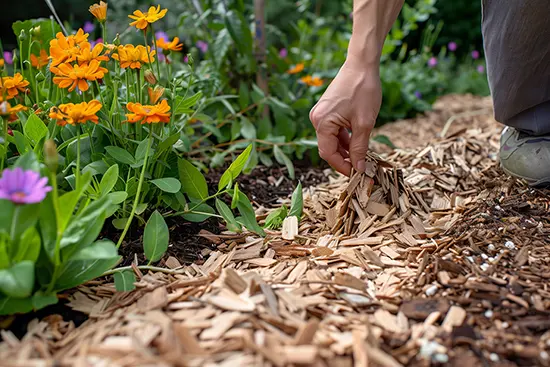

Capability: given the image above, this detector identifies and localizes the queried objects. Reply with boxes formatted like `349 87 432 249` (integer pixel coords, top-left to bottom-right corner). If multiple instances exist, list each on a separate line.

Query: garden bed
1 94 550 367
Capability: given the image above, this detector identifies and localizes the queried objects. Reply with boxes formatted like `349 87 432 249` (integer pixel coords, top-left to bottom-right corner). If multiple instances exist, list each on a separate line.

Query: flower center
11 191 27 200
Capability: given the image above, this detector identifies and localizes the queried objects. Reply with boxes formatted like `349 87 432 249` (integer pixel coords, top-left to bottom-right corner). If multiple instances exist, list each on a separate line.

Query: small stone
484 310 493 318
490 353 499 362
505 241 516 250
480 263 489 271
495 205 501 211
488 244 495 251
541 351 549 360
481 253 488 260
425 285 438 297
502 322 509 328
466 256 474 263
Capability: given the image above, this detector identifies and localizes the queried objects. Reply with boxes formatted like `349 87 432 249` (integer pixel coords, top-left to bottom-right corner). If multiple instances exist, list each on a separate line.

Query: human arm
309 0 404 176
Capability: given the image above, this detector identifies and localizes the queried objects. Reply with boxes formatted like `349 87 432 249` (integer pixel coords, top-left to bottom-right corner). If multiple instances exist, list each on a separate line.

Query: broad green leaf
105 146 135 165
215 199 241 232
218 144 253 191
289 182 303 219
273 146 295 179
238 82 250 110
54 240 120 291
264 205 288 230
112 218 128 230
240 117 256 139
178 158 208 200
174 92 203 114
243 145 258 174
231 183 241 209
182 203 216 222
9 204 40 242
0 261 35 298
150 178 181 194
108 191 128 205
31 292 58 311
56 171 92 233
0 296 34 316
135 138 154 164
23 113 48 146
12 130 30 155
236 194 265 236
155 133 180 156
0 200 15 234
114 270 136 292
259 152 273 167
13 151 40 172
12 227 41 263
99 164 119 196
143 211 169 263
372 134 396 149
135 203 148 215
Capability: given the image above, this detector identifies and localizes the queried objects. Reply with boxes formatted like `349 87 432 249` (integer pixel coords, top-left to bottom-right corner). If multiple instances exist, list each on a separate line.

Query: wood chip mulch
1 95 550 367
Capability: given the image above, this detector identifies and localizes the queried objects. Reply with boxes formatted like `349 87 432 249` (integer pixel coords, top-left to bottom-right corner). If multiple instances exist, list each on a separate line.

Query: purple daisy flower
477 65 485 73
83 21 95 34
427 57 438 68
196 40 208 53
0 167 52 205
279 48 288 58
471 50 480 59
448 42 457 52
3 51 13 65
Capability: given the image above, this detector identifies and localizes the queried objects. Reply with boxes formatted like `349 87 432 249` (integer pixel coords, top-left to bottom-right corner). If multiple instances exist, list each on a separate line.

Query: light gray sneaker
499 127 550 187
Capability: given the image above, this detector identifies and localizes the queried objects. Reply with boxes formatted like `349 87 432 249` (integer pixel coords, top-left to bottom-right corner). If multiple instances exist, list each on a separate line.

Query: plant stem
116 128 152 249
142 28 157 82
1 117 7 171
46 169 62 294
76 126 81 189
150 24 162 80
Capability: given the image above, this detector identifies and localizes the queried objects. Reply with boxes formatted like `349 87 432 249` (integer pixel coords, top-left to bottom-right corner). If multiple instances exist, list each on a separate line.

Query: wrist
347 34 383 70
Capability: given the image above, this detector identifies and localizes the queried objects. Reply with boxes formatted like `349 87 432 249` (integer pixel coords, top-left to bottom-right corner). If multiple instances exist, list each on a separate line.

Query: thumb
349 120 373 173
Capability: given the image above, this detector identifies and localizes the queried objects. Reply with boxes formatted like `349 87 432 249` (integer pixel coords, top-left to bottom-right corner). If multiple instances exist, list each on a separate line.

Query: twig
440 108 491 138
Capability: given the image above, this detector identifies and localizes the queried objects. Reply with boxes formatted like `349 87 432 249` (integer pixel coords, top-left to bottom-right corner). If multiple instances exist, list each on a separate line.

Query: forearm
348 0 405 66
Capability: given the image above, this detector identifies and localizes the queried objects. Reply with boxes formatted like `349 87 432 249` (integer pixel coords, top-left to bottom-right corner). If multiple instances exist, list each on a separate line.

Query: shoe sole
501 164 550 188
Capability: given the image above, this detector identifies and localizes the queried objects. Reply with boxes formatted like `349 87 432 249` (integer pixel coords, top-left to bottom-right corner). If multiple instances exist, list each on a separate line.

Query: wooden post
254 0 269 119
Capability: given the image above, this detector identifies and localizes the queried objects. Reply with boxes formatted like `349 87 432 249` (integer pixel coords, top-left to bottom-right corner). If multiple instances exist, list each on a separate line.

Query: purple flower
196 40 208 53
183 55 188 63
0 168 52 205
3 51 13 65
414 91 422 99
471 50 480 59
83 21 95 34
90 37 103 48
477 65 485 73
158 53 166 62
448 42 457 52
155 31 168 42
427 57 438 68
279 48 288 58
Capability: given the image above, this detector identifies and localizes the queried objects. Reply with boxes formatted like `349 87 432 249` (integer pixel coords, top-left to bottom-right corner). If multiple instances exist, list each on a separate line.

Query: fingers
349 119 373 173
338 127 351 151
316 126 352 176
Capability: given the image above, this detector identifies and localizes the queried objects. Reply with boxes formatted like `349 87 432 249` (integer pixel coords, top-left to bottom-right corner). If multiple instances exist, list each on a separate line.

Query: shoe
499 127 550 187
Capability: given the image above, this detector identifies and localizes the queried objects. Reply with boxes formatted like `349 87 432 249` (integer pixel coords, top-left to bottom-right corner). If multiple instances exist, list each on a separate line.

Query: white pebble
490 353 499 362
502 322 509 328
481 253 488 260
541 351 549 360
495 205 501 211
488 257 495 262
419 340 447 362
484 310 493 318
425 285 438 296
505 241 516 250
466 256 475 263
488 244 495 251
480 263 489 271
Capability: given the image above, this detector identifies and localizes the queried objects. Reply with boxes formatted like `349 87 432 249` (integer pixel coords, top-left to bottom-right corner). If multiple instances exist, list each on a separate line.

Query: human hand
309 59 381 176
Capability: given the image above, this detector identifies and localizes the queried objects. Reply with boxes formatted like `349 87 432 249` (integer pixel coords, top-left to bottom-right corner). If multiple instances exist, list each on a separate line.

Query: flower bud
147 85 165 104
113 34 121 46
31 26 41 38
35 72 45 82
186 53 194 67
44 139 58 173
144 69 157 85
18 30 27 42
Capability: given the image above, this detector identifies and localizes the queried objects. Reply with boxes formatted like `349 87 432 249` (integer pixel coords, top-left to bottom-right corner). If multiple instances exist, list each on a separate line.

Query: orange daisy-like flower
49 100 102 126
0 59 4 68
0 101 28 117
128 5 168 30
111 44 155 69
287 63 304 74
156 36 183 52
50 59 107 92
30 49 49 68
77 42 109 66
125 99 170 124
300 75 323 87
1 73 30 99
49 30 89 67
147 85 165 104
89 1 108 22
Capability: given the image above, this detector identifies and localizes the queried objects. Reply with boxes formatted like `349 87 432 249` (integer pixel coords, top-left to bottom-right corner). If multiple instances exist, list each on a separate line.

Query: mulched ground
1 94 550 367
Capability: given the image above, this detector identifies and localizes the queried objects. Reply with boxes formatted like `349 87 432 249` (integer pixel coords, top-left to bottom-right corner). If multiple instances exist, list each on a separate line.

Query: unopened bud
35 72 45 82
44 139 58 173
31 26 41 37
147 85 165 104
113 34 121 46
144 69 157 85
186 53 194 66
18 30 27 41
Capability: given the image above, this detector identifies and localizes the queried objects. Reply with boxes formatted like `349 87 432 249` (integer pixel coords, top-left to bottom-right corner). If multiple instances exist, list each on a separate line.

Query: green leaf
264 205 288 230
31 292 58 311
99 164 119 196
108 191 128 205
12 227 41 263
0 296 34 316
177 158 208 200
174 92 203 115
372 134 396 149
114 270 136 292
112 218 128 230
238 82 250 110
12 130 31 155
135 203 148 215
135 138 154 163
0 200 15 234
56 171 92 233
288 182 303 219
13 151 40 172
182 203 216 222
54 240 120 291
105 146 136 165
150 178 181 194
243 145 258 174
218 144 253 191
0 261 35 298
155 133 180 156
236 194 265 236
231 183 241 209
143 211 169 263
240 117 256 139
215 199 241 232
273 146 295 179
9 204 40 242
23 113 48 146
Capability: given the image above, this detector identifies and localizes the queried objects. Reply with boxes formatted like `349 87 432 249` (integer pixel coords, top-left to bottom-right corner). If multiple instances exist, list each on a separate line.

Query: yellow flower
49 30 89 67
89 1 108 22
77 42 109 66
287 63 304 74
300 75 323 87
125 99 170 124
49 100 102 126
1 73 30 99
156 36 183 52
30 49 49 68
111 44 155 69
0 101 27 117
50 59 108 92
128 5 168 30
0 59 4 68
147 85 165 104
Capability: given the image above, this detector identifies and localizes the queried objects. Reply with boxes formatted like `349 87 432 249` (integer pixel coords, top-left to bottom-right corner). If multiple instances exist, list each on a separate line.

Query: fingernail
356 159 366 173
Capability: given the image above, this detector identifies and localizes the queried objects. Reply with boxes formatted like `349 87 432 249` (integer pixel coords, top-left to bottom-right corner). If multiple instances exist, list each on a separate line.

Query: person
309 0 550 187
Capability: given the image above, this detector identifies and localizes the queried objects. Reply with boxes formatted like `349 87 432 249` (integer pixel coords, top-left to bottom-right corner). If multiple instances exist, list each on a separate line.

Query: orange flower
30 49 49 68
125 99 170 124
0 101 27 117
287 63 304 74
77 42 109 65
128 5 167 30
300 75 323 87
49 100 102 126
111 44 155 69
89 1 108 22
147 85 165 104
1 73 30 99
51 59 107 92
156 36 183 52
0 59 4 68
49 30 89 67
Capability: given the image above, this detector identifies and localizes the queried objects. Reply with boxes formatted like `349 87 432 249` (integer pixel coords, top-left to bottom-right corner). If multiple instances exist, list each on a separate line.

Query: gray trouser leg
482 0 550 135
